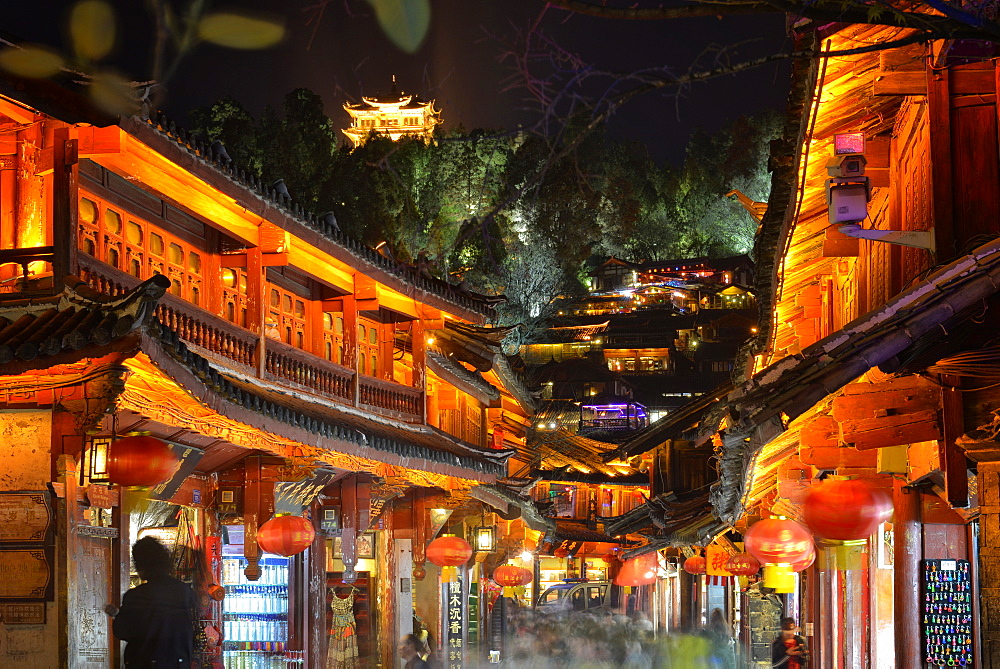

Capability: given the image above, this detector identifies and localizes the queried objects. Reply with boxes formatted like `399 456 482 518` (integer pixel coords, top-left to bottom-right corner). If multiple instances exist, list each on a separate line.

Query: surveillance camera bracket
837 223 936 253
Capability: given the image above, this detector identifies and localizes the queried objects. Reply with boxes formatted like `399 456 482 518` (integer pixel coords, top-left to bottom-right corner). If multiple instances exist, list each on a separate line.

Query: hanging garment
326 589 359 668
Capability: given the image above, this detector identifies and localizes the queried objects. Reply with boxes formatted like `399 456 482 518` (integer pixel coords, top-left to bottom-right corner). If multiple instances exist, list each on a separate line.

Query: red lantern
791 546 816 572
517 567 533 586
725 553 761 577
745 518 814 565
426 535 473 581
493 564 524 597
683 555 706 575
412 565 426 581
553 547 569 559
803 478 892 541
257 514 315 557
614 552 657 586
107 435 179 487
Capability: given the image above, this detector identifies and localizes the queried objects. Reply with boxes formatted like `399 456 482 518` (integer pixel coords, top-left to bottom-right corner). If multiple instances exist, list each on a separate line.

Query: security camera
827 153 867 178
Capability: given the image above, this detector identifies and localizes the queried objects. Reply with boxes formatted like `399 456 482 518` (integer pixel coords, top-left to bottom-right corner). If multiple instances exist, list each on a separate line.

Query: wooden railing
79 261 425 423
359 375 423 421
263 337 354 404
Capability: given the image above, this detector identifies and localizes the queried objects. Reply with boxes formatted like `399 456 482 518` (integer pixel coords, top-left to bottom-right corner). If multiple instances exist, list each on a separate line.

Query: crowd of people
493 607 742 668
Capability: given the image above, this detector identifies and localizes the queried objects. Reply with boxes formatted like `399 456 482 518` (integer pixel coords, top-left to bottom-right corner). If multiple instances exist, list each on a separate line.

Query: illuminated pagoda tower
342 75 442 147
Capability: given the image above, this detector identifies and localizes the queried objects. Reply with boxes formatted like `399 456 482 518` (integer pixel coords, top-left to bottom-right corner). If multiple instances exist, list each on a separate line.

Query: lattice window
358 319 380 377
322 312 344 364
267 284 307 348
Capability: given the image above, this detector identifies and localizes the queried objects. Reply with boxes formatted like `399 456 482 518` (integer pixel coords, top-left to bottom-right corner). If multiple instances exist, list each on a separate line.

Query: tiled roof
0 274 169 364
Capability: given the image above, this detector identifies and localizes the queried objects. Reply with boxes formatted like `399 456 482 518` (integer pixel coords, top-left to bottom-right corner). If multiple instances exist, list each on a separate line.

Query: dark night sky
3 1 792 165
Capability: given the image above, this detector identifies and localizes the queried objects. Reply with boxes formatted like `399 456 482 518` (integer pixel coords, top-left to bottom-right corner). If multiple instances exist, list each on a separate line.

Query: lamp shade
683 555 707 575
802 478 892 541
257 514 315 557
725 553 761 577
745 518 814 565
107 435 180 487
614 553 657 586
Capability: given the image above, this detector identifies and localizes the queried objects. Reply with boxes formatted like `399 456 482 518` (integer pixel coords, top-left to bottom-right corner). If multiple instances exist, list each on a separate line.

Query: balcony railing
79 260 424 423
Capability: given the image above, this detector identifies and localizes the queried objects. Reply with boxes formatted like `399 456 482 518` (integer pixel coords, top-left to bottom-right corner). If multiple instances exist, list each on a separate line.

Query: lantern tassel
502 586 515 597
441 566 457 582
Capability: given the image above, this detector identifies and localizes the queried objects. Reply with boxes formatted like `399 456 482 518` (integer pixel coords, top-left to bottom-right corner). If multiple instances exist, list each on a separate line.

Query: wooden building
0 72 530 668
342 76 442 148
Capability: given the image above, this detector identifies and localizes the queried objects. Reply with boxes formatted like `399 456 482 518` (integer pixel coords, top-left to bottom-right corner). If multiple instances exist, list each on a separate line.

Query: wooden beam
841 410 941 450
928 66 956 257
939 375 969 507
873 68 994 96
51 129 78 283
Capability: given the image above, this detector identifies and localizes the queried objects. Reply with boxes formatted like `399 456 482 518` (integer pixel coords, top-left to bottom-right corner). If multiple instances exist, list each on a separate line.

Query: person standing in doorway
105 537 196 668
771 617 809 668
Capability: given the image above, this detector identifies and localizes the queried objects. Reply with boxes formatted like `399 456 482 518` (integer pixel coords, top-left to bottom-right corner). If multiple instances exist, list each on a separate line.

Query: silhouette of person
105 537 196 667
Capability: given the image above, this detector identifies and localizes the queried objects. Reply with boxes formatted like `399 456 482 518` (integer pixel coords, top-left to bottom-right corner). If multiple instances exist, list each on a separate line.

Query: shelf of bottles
222 555 290 668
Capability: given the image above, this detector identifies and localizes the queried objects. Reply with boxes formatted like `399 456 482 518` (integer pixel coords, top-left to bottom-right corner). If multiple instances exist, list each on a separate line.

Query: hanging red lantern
791 546 816 572
802 477 892 541
516 567 533 586
725 553 761 577
257 514 315 557
426 535 473 581
553 547 570 559
493 564 524 597
107 434 180 487
614 552 657 586
745 518 814 565
683 555 707 575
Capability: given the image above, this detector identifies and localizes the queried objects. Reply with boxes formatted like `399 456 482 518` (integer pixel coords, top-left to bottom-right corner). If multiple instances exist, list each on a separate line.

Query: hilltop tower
342 76 442 147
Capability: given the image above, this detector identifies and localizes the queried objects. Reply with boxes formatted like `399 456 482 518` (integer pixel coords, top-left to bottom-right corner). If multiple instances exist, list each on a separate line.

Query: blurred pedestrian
104 537 196 668
771 617 809 668
704 608 737 669
399 633 431 669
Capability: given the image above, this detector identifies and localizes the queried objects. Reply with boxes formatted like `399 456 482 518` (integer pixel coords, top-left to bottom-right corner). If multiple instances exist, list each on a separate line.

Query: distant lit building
342 76 442 147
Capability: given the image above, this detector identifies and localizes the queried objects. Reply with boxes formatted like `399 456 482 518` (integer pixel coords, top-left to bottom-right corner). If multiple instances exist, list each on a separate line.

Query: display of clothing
326 589 359 668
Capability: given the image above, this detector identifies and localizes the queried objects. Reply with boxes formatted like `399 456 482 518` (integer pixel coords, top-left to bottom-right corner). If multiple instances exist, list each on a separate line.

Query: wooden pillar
377 510 397 669
342 294 359 406
978 463 1000 666
243 455 271 581
940 375 969 507
893 479 922 669
380 322 394 381
307 519 327 668
309 282 326 359
927 63 955 258
204 227 223 319
51 127 78 282
411 319 427 424
246 247 265 377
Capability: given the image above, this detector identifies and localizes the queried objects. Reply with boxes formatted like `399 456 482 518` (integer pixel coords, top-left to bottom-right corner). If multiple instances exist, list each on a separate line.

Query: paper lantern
107 435 179 487
553 547 570 559
257 514 315 557
516 567 533 586
683 555 706 575
426 535 473 581
614 553 657 586
803 478 892 541
412 565 426 581
725 553 760 577
493 564 524 597
745 518 814 565
791 546 816 572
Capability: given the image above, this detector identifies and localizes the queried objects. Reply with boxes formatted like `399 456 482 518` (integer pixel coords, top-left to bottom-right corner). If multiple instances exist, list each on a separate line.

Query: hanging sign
0 547 54 600
445 579 464 669
705 545 734 576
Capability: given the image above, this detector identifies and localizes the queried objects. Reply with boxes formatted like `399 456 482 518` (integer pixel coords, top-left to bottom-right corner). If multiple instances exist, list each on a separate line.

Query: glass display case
222 555 289 668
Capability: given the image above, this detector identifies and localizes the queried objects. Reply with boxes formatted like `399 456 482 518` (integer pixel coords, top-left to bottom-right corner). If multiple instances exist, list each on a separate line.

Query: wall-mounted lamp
474 525 496 552
80 435 111 485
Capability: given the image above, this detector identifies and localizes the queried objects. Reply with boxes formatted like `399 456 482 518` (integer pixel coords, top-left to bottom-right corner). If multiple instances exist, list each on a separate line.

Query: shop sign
86 485 119 509
445 580 464 669
0 492 53 544
76 526 118 539
319 505 341 533
0 602 46 624
148 444 204 502
0 547 54 600
705 545 734 576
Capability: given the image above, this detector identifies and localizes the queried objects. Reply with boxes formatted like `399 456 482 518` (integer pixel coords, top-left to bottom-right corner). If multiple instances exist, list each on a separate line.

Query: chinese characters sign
445 580 464 669
706 545 734 576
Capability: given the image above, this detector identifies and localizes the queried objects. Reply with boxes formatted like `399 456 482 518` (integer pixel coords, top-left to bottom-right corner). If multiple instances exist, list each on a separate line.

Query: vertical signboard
922 559 973 668
445 579 464 669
